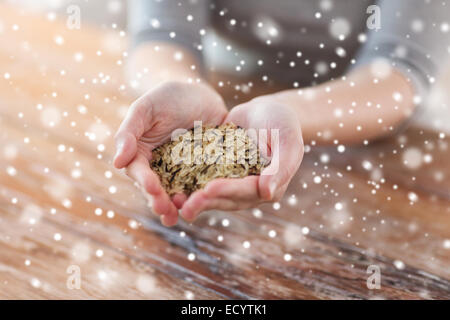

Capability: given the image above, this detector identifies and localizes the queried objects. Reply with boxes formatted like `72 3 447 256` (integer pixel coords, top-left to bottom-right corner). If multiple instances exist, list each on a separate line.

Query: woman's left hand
180 96 304 221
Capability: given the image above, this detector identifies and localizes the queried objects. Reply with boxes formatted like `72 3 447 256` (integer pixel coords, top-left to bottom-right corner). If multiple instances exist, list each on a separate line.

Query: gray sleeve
355 0 450 99
127 0 210 60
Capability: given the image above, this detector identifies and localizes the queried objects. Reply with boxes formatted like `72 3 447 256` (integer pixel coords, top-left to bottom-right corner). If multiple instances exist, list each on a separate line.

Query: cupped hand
180 96 304 221
113 81 227 226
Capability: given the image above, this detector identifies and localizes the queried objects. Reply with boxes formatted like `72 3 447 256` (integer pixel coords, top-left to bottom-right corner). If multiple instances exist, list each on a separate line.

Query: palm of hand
114 83 303 226
179 98 304 221
114 81 227 226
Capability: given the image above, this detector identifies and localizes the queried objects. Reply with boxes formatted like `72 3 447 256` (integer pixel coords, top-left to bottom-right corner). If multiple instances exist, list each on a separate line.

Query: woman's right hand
113 81 228 226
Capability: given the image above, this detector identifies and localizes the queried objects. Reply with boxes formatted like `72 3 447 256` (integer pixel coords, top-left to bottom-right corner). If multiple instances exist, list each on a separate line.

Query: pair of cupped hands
113 81 304 226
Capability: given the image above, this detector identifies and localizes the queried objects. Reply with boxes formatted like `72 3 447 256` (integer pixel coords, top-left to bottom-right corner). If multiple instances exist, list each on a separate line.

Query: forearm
268 65 416 145
126 42 203 95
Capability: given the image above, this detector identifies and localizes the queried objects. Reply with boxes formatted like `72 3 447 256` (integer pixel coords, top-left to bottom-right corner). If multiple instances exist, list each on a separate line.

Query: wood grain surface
0 4 449 299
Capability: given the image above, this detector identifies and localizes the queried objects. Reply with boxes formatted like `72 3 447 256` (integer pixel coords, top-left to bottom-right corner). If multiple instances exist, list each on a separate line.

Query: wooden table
0 5 449 300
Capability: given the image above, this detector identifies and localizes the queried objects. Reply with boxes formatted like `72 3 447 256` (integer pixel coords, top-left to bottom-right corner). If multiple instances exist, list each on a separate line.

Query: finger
114 98 152 168
203 176 260 202
125 153 164 196
179 190 208 222
223 103 248 127
153 191 178 218
271 181 290 202
126 153 179 223
258 129 304 201
113 132 138 169
160 212 178 227
151 190 180 228
172 193 188 209
180 190 238 222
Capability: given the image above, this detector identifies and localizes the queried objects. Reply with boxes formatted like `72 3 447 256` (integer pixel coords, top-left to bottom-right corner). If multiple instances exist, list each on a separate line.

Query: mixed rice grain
150 123 269 196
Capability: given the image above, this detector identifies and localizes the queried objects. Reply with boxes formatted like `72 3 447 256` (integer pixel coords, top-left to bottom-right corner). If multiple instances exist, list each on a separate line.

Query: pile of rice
150 123 269 196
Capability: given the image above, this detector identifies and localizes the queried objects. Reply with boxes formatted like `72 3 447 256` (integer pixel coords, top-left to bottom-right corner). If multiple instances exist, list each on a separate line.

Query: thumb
113 131 138 169
113 98 150 168
258 128 304 201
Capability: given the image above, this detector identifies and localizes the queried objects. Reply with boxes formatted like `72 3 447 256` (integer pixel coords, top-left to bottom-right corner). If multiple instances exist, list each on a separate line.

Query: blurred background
4 0 450 133
0 0 449 300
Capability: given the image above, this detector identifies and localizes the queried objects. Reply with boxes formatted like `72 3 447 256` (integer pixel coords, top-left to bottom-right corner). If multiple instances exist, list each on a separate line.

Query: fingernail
181 209 194 223
114 141 124 162
269 181 277 199
146 194 154 208
160 215 169 227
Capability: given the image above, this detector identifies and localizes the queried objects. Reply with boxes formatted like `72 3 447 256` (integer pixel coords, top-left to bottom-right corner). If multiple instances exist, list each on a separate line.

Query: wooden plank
0 206 225 300
1 118 449 299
